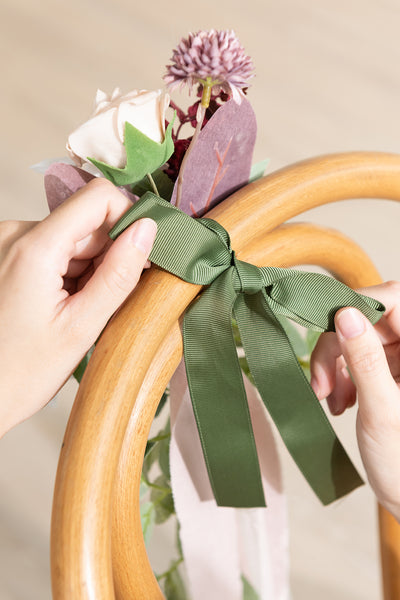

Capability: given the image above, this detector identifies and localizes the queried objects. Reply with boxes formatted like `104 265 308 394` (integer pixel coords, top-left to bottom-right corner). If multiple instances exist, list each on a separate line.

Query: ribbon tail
234 291 364 505
169 361 243 600
183 268 266 508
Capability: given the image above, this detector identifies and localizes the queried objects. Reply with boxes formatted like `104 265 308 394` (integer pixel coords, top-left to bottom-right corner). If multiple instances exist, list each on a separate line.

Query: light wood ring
51 152 400 599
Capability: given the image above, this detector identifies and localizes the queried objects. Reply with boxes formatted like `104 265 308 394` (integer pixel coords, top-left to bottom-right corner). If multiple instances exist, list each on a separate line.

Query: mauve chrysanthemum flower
164 29 254 103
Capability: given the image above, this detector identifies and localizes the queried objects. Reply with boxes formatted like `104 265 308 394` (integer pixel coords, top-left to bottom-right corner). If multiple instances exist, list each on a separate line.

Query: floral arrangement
43 31 274 598
40 29 383 600
43 30 274 599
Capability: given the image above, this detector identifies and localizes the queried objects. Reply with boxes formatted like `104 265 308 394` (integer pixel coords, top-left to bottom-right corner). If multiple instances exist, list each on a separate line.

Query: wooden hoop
51 152 400 599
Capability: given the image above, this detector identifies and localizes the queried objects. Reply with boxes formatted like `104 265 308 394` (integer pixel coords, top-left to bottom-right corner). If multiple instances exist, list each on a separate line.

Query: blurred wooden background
1 1 400 598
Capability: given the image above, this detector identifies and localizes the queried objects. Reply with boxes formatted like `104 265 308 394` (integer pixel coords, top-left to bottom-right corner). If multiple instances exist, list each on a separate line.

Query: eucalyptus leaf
249 158 269 183
45 162 95 212
241 575 261 600
171 98 257 215
164 567 188 600
89 119 175 187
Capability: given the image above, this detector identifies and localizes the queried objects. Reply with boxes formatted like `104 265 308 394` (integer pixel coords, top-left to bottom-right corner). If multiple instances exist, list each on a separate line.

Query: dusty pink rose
67 88 170 169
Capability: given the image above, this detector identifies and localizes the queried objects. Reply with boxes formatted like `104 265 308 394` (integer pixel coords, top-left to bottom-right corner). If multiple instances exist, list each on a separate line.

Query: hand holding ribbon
109 192 385 508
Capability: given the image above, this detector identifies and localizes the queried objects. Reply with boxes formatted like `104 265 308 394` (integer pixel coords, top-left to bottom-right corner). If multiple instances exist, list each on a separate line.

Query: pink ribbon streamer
170 360 291 599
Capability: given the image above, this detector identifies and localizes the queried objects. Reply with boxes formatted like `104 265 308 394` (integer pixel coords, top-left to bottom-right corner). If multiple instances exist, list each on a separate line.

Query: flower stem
175 78 213 210
156 557 184 582
147 432 171 444
147 172 159 196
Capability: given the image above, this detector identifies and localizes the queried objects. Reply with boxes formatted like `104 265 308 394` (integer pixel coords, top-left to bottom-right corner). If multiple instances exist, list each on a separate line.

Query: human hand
310 281 400 521
0 178 157 437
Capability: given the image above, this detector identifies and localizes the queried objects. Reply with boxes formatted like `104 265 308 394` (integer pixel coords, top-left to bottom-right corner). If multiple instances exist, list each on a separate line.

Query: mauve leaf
44 162 137 213
171 98 257 216
44 163 95 211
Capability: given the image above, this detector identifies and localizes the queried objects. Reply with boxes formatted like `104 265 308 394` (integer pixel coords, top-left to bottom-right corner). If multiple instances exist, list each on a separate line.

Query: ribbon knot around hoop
110 192 385 508
232 255 265 294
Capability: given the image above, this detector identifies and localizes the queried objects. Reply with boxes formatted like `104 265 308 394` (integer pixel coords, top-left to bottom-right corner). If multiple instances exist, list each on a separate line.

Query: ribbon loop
109 192 386 508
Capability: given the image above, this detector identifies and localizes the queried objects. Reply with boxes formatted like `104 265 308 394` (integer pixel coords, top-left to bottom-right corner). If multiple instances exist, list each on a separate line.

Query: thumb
335 307 398 423
69 218 157 336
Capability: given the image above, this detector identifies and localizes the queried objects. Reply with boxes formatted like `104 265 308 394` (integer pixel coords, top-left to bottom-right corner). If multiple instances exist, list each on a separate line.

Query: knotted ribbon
109 192 385 508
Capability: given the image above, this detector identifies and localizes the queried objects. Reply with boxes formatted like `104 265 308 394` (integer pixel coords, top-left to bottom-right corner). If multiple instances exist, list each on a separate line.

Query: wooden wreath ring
51 152 400 599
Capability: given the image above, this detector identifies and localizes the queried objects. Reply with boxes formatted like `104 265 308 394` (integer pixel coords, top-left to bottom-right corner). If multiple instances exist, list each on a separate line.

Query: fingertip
310 375 322 400
126 218 157 258
335 307 367 340
309 363 334 401
309 330 342 401
326 365 356 415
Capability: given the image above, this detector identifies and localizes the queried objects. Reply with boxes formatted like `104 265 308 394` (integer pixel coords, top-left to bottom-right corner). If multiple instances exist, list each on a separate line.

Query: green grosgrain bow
109 192 385 508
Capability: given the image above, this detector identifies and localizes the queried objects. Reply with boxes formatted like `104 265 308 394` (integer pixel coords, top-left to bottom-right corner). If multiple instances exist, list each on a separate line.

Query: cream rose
67 88 170 169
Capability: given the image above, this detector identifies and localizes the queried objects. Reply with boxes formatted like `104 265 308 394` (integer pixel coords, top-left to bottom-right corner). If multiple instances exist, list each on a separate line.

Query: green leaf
143 418 171 478
140 479 149 498
302 365 311 382
89 117 175 187
158 436 171 480
131 169 174 201
164 567 188 600
73 346 94 383
306 328 321 354
232 318 242 346
155 389 169 417
150 474 175 524
277 314 308 358
140 501 155 545
176 521 183 558
249 158 269 183
241 575 261 600
142 442 159 479
239 356 255 385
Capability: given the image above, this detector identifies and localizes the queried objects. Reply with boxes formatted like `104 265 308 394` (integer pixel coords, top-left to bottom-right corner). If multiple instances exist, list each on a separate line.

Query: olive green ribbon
109 192 385 508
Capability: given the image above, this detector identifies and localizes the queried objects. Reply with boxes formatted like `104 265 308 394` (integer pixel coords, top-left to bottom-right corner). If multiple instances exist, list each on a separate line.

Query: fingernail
310 376 321 399
336 308 366 340
130 218 157 257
